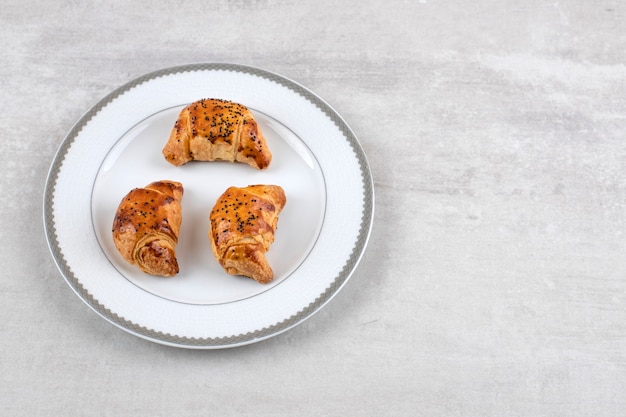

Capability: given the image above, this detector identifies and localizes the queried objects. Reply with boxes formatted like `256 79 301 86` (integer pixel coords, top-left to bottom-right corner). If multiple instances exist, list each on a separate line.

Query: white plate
44 63 374 349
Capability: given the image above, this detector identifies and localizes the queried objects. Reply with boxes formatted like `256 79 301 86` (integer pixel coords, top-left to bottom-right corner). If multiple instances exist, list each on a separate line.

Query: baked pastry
162 98 272 169
208 185 286 283
112 180 183 277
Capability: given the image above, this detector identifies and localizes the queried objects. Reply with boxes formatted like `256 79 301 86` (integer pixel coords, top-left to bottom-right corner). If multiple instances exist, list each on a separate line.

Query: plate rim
43 62 375 349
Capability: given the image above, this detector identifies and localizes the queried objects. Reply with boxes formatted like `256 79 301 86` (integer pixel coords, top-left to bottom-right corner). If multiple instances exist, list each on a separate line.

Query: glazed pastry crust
163 98 272 169
209 185 286 283
112 180 183 277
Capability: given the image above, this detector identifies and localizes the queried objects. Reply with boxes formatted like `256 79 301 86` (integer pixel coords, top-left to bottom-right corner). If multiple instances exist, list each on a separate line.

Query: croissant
208 185 286 284
112 180 183 277
162 98 272 169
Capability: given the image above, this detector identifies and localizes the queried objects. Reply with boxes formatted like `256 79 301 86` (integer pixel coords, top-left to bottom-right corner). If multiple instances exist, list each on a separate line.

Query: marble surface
2 0 626 415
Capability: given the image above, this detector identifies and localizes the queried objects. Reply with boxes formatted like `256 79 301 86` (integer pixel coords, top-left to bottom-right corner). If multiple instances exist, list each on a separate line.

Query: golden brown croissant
162 98 272 169
112 180 183 277
208 185 286 283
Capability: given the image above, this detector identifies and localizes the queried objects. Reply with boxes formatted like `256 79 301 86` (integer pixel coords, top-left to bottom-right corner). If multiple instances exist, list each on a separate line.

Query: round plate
43 63 374 349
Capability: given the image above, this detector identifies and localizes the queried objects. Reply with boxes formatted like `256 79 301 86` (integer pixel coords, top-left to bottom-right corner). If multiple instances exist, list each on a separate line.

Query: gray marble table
2 1 626 415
